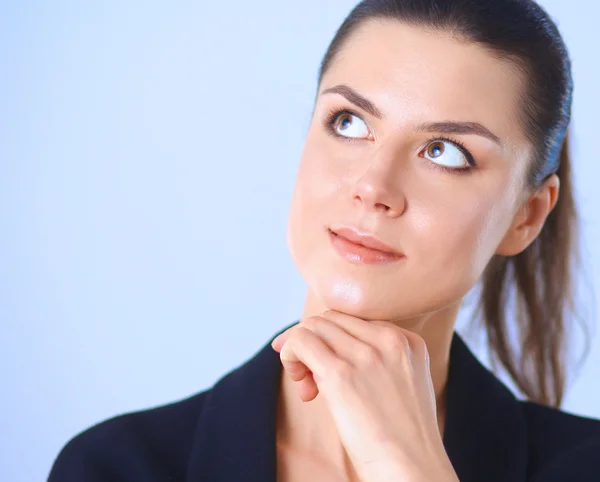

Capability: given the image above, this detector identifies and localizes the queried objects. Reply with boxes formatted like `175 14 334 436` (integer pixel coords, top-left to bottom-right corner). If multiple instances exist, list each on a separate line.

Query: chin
311 274 410 322
309 269 467 325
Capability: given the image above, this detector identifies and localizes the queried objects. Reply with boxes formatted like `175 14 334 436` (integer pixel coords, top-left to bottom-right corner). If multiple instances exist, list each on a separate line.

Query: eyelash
324 107 478 174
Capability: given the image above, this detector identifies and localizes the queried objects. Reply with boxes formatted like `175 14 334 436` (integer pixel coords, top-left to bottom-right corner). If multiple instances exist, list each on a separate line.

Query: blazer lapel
186 323 528 482
443 334 528 482
185 328 283 482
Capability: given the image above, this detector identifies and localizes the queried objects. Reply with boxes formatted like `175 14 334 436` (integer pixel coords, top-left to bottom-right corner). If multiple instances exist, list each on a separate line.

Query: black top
48 322 600 482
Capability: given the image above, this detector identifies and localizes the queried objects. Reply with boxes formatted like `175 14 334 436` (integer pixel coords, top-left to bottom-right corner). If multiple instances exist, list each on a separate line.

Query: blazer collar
186 322 528 482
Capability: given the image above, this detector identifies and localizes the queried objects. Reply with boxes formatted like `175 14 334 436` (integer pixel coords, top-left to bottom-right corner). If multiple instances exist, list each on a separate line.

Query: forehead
322 19 528 147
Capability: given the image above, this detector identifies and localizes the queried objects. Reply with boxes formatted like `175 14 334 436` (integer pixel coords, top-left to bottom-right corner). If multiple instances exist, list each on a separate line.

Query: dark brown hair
317 0 582 407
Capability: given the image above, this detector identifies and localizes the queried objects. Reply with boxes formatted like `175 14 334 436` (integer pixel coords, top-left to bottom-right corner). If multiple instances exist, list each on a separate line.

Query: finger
283 359 310 382
297 373 319 402
272 315 387 354
280 326 338 385
320 310 391 346
274 324 329 402
276 340 319 400
271 323 300 352
273 325 319 397
298 315 369 362
322 310 430 362
394 327 430 364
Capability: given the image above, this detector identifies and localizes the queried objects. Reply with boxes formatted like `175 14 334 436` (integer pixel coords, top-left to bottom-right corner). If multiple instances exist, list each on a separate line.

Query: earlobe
494 207 530 257
494 174 560 257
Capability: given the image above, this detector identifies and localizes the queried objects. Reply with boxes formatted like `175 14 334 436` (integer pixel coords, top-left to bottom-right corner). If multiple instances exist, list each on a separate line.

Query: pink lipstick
328 227 405 265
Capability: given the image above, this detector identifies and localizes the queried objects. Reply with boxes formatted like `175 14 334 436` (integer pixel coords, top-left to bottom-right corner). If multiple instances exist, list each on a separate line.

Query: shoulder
48 389 209 482
520 401 600 481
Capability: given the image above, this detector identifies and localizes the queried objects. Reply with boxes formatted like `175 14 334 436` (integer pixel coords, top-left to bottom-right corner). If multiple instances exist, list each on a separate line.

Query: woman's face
286 20 533 323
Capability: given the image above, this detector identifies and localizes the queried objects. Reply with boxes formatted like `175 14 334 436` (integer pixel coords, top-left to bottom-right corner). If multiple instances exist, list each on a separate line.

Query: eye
423 139 473 169
331 112 370 139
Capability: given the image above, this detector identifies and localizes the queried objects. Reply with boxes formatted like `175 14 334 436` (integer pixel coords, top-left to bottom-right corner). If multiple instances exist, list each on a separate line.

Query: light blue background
1 1 599 481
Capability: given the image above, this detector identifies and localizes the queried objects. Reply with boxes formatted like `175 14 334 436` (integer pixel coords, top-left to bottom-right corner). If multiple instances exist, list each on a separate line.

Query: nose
351 150 407 217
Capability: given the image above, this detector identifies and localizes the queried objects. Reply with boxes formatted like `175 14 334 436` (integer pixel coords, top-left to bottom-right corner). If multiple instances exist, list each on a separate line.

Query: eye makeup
322 106 479 175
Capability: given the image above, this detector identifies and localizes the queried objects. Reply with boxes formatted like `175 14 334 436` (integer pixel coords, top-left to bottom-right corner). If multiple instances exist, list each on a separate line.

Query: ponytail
474 132 579 407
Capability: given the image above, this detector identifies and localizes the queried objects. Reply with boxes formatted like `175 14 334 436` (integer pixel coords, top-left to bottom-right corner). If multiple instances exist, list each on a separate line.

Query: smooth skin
275 19 559 482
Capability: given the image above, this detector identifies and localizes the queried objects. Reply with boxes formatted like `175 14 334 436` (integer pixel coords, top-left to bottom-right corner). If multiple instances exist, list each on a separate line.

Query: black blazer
48 322 600 481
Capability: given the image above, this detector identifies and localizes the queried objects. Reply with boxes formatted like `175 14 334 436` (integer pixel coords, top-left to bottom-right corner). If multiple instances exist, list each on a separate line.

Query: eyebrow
321 85 384 119
320 84 502 146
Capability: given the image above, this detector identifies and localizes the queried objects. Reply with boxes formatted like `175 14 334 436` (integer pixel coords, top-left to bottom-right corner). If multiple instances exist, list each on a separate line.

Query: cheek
286 141 339 274
411 188 512 289
293 138 341 203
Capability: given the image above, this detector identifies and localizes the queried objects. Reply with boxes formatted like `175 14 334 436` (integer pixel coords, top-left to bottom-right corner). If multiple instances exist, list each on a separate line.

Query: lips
329 226 403 256
328 228 405 265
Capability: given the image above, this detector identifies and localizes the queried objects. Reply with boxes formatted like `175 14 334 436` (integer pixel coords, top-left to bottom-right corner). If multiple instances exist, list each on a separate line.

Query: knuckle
355 344 380 368
412 335 428 354
385 329 410 352
402 330 428 356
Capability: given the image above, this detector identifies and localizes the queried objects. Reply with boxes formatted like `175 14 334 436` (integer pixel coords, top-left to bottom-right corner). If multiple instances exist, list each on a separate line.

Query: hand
271 310 459 482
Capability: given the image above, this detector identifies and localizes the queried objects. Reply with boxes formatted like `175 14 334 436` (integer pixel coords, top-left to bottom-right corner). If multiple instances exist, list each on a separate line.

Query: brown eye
337 114 353 131
423 140 468 168
427 141 445 158
332 112 370 139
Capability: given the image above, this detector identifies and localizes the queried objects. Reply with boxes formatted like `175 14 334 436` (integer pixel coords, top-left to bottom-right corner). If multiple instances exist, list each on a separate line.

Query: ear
495 174 560 256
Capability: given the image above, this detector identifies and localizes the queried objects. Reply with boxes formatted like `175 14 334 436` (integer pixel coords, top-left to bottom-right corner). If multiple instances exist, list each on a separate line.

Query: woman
48 0 600 481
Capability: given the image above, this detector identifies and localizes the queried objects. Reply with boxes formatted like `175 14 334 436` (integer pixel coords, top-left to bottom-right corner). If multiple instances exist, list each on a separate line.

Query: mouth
328 228 405 265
